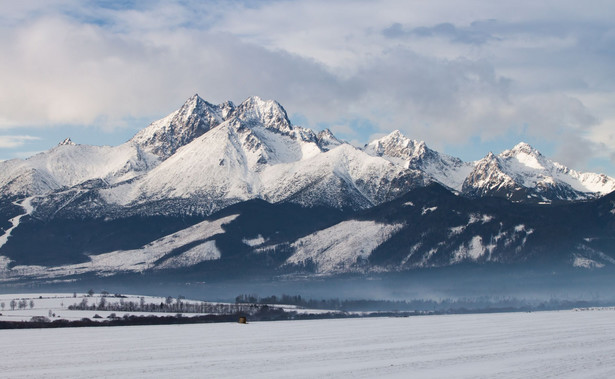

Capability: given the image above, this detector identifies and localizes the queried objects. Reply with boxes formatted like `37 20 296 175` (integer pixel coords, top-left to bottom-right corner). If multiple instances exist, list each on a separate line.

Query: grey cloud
383 21 496 45
0 14 358 130
553 135 600 171
2 0 614 176
0 13 598 152
0 135 40 148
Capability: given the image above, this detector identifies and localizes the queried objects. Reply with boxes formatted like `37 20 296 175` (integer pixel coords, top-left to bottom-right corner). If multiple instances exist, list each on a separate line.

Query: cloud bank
0 0 613 174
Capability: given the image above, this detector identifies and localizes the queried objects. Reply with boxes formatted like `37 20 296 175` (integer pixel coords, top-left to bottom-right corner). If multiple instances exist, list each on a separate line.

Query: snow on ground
572 256 605 269
468 213 493 224
451 236 486 263
155 240 221 269
421 206 437 215
0 197 32 249
242 235 266 247
287 220 404 273
1 309 615 378
3 214 238 280
0 293 330 323
0 293 212 322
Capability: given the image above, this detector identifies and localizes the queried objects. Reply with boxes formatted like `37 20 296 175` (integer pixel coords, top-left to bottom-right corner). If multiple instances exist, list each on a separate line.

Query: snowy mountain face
0 94 234 200
132 94 235 159
2 185 615 283
1 94 615 283
1 95 427 219
365 131 615 203
462 143 615 202
110 104 424 215
0 140 158 199
364 130 473 191
2 95 612 211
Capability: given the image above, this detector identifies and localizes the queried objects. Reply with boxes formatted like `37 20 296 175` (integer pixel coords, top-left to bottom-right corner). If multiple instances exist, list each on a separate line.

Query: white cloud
0 135 40 148
0 0 613 175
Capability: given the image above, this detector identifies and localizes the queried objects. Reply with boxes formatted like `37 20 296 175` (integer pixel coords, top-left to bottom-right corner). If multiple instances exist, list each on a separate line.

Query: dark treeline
235 293 605 312
0 313 243 329
0 306 362 330
68 296 262 315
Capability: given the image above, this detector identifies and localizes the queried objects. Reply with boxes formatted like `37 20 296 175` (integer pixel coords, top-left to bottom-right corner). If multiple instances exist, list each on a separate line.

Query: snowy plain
1 308 615 378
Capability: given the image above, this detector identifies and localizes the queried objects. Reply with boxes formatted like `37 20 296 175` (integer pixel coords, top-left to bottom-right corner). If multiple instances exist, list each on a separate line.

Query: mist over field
4 265 614 310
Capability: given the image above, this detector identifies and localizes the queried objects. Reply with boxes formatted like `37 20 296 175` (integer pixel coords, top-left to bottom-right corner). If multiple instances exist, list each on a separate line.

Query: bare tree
0 302 4 310
29 300 35 309
10 299 16 310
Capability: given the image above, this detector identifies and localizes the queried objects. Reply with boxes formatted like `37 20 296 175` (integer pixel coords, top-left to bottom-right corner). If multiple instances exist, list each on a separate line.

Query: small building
238 316 247 324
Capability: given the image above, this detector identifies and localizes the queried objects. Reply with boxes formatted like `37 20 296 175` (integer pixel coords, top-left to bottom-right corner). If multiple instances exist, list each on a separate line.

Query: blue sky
1 0 614 176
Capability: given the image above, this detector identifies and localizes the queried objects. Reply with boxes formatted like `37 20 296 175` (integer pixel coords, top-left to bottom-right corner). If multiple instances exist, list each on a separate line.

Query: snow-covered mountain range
1 94 613 218
1 94 614 283
365 130 615 201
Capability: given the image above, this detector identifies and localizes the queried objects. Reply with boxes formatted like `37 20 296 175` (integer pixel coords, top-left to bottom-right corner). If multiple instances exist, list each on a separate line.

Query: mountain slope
364 130 473 191
1 94 615 284
0 141 158 199
2 95 612 213
463 143 615 202
131 94 235 159
8 96 427 219
364 131 615 202
102 107 426 214
2 185 614 282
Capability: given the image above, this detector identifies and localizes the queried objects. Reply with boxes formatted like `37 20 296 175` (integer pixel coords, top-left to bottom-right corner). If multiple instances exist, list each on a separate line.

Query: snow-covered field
1 308 615 378
0 293 332 322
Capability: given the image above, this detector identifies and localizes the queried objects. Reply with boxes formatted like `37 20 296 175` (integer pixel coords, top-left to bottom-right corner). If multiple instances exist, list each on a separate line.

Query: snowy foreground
2 309 615 378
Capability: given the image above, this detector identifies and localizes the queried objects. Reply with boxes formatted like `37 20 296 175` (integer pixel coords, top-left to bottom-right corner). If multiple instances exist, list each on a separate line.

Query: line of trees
235 294 604 312
68 296 266 315
2 299 35 311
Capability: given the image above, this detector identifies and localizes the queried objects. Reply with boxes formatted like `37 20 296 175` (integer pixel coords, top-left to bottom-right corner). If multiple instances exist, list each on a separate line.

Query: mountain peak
235 96 292 133
382 130 409 143
131 95 232 159
387 129 405 139
187 93 201 102
177 94 215 118
366 130 426 156
58 137 75 146
317 128 336 139
316 129 342 151
506 142 541 157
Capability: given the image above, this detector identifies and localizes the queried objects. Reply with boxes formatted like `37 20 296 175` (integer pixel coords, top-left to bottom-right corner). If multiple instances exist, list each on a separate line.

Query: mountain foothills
1 94 614 285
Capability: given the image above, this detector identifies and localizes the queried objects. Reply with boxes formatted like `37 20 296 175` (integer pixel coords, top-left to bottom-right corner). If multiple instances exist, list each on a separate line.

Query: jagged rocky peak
316 129 342 151
58 137 75 146
132 94 234 159
501 142 542 159
468 151 497 169
465 152 502 180
173 93 237 130
365 130 427 160
218 100 236 119
233 96 292 133
483 151 497 161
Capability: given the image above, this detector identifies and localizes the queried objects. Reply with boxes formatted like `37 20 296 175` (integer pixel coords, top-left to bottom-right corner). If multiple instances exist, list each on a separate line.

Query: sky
1 0 614 176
